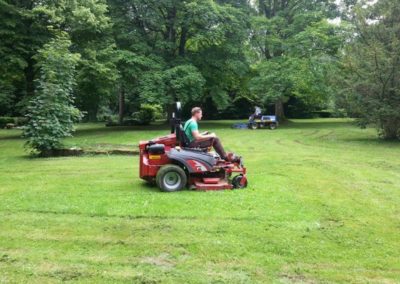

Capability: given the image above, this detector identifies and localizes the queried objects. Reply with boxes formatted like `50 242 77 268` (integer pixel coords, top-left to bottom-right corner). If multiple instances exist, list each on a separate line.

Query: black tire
232 175 248 189
249 123 258 130
269 123 277 130
156 164 187 192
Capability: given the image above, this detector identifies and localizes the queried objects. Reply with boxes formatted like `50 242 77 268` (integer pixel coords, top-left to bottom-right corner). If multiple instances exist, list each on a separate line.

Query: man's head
191 107 202 121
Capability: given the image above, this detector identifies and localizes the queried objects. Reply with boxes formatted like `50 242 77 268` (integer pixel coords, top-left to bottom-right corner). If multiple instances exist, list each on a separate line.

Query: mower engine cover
148 144 165 155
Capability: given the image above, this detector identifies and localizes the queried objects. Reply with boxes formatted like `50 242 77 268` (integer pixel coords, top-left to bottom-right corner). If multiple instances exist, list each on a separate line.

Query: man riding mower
184 107 241 163
139 102 247 192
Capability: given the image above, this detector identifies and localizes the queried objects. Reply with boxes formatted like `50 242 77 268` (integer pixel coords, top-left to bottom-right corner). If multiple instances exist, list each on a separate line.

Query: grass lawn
0 119 399 283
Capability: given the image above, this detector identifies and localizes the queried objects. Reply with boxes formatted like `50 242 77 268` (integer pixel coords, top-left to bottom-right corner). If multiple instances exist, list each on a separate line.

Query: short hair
191 107 202 116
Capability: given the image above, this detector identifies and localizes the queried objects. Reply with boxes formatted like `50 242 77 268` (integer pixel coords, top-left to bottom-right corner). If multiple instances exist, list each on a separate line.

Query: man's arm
192 130 216 141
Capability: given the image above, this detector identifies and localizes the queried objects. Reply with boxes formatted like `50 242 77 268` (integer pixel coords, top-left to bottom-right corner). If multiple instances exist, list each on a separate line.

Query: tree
107 0 250 114
340 0 400 139
0 0 50 115
249 0 341 118
134 64 205 105
183 1 251 110
24 33 81 155
0 0 349 125
33 0 118 120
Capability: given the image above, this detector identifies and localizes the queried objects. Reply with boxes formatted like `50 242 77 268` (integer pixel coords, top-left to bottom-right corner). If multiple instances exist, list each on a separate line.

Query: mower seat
182 147 209 153
176 125 189 147
176 124 209 152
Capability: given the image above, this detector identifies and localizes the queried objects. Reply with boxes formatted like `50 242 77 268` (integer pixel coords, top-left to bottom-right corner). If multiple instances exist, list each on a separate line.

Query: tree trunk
275 99 285 121
381 118 400 140
165 6 177 56
24 56 35 97
118 89 125 125
179 26 187 57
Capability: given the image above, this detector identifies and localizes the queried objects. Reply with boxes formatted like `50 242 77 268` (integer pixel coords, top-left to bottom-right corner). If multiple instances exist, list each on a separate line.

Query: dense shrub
286 97 319 118
96 105 115 122
0 117 14 128
15 117 28 125
312 110 332 118
131 104 163 125
106 104 164 126
0 117 28 128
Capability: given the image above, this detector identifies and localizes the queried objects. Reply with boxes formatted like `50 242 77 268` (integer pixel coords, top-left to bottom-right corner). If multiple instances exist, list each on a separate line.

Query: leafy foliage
340 0 400 139
0 0 50 115
23 34 81 154
0 117 15 128
250 1 342 118
32 0 118 120
108 0 250 114
136 64 206 106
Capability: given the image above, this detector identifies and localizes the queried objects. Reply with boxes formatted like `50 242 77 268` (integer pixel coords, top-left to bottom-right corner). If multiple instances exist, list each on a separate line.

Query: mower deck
194 178 232 190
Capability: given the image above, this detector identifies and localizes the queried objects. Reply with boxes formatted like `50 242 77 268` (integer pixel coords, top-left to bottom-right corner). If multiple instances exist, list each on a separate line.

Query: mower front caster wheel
156 164 187 192
232 174 248 189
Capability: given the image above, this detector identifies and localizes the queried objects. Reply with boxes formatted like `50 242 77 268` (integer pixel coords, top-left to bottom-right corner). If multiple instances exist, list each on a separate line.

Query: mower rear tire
232 174 247 189
156 164 187 192
269 123 277 130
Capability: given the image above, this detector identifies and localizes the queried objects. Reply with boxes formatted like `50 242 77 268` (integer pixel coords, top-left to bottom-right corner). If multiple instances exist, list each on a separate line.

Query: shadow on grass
139 181 196 193
140 181 161 192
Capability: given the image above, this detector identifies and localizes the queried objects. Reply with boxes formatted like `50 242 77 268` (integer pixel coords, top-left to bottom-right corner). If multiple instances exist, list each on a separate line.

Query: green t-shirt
184 118 198 142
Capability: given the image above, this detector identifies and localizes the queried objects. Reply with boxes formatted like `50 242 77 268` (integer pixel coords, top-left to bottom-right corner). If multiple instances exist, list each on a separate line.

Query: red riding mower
139 102 248 192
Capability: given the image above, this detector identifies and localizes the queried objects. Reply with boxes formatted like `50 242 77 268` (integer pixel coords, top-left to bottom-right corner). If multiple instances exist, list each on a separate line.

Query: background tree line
0 0 399 152
1 0 341 121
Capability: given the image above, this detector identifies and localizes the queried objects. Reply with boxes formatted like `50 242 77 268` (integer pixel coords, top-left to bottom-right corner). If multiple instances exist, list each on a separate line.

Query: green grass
0 119 399 283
